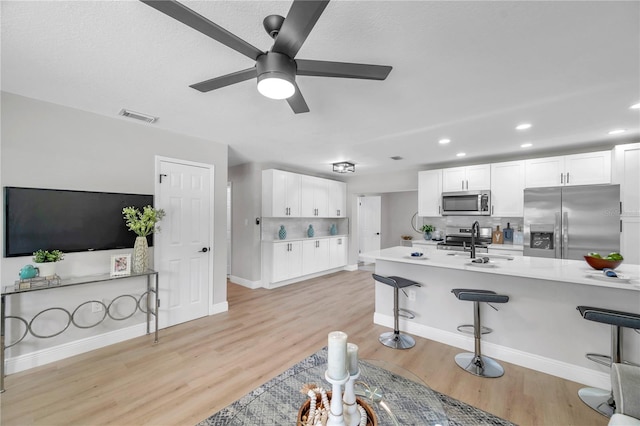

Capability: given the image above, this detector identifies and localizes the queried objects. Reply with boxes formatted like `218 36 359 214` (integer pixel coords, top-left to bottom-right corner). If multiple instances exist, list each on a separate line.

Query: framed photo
110 254 131 276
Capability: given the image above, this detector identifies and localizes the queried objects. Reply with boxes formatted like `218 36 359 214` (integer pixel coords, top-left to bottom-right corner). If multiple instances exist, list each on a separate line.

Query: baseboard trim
210 301 228 315
229 275 262 289
373 313 610 389
5 323 148 375
266 267 347 289
344 264 359 272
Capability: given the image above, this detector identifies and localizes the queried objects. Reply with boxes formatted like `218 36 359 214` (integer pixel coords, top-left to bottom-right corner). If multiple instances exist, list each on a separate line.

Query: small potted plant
33 249 64 278
420 224 435 240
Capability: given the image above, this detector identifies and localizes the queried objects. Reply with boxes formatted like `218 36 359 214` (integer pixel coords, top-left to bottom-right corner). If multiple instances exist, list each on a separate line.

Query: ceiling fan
140 0 392 114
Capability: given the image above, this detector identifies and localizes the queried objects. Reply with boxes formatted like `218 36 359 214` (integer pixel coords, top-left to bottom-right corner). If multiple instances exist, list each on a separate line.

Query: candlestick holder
343 369 361 426
325 370 349 426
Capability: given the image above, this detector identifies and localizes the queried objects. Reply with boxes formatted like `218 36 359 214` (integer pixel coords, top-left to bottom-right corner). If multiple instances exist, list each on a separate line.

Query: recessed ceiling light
456 152 466 157
516 123 532 130
608 129 626 135
630 103 640 110
438 138 451 144
521 143 533 148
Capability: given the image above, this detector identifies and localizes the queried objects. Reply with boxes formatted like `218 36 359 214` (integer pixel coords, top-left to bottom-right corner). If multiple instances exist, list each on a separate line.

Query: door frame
154 155 216 319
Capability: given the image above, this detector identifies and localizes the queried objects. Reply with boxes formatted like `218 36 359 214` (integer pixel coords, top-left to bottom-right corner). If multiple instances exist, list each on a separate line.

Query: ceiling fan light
257 74 295 100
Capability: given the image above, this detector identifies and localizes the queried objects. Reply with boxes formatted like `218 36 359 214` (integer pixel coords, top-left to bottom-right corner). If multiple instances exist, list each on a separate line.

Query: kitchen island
361 246 640 388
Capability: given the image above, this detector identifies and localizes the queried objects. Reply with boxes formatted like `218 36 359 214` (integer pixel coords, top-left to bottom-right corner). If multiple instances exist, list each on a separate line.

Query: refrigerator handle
562 212 569 259
554 212 561 258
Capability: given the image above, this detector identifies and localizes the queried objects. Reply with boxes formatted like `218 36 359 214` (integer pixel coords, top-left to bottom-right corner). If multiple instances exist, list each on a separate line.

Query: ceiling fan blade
296 59 392 80
190 67 257 92
272 0 329 59
286 83 310 114
140 0 264 61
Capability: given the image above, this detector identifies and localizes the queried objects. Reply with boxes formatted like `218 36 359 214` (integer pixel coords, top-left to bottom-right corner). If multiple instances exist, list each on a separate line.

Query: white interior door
358 196 381 257
156 158 212 328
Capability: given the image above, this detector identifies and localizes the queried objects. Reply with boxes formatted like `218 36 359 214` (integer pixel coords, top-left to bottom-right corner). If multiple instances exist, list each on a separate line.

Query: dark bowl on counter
584 256 623 270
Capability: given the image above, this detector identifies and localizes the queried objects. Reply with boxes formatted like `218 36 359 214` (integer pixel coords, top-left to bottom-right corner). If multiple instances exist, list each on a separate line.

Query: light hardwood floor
1 269 607 425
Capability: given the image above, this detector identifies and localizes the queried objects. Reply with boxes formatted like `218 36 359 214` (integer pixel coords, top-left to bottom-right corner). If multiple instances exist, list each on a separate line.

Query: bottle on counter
492 225 504 244
513 224 524 245
504 223 513 243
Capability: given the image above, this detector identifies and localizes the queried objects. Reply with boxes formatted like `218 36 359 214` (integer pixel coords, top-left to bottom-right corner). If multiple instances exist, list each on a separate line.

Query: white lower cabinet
271 241 302 283
621 217 639 265
329 237 348 269
302 239 330 275
267 237 347 285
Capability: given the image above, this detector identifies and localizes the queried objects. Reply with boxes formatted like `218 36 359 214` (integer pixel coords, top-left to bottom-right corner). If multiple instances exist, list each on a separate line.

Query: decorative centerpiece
421 224 435 240
122 205 166 273
32 249 64 278
298 332 375 426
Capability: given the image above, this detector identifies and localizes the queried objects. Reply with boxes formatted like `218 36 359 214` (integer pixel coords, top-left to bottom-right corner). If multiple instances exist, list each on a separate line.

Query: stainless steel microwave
441 190 491 216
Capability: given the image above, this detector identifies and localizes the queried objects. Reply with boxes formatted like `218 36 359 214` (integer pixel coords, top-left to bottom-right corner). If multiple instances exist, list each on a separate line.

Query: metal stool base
379 331 415 349
578 387 614 418
455 352 504 378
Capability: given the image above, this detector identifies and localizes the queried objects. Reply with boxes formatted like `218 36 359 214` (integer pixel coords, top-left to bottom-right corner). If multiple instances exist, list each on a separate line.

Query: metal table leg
1 294 6 393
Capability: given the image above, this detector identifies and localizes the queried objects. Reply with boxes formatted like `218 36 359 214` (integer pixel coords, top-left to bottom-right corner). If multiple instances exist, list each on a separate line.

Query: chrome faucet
471 221 480 259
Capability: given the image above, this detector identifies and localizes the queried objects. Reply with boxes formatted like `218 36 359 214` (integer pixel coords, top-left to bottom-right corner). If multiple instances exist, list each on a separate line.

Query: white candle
327 331 348 380
346 343 359 376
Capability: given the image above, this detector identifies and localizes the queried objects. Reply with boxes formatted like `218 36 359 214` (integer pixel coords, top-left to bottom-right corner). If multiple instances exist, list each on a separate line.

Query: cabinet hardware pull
566 172 570 183
491 205 494 215
560 173 564 184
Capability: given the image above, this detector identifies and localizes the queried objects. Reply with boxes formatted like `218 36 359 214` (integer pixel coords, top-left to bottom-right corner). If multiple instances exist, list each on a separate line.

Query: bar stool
576 306 640 417
451 288 509 378
372 274 421 349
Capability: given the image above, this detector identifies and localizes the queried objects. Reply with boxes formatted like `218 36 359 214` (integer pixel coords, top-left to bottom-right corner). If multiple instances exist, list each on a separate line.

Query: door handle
199 247 209 253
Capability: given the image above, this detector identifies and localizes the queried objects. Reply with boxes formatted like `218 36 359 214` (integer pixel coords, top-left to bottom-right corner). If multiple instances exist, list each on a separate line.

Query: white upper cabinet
613 143 639 217
491 160 525 217
301 175 329 217
327 180 347 217
442 164 491 192
262 169 301 217
263 170 346 218
525 151 612 188
418 169 442 216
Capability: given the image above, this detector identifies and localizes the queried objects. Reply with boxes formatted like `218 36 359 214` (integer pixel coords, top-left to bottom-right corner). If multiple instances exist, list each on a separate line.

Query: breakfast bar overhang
361 246 640 388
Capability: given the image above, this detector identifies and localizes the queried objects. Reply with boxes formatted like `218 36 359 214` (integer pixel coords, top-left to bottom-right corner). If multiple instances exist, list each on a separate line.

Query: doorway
358 195 381 258
155 157 214 328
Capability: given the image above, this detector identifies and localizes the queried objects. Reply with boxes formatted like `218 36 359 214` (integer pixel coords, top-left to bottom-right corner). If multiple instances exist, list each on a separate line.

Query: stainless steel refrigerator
523 185 620 260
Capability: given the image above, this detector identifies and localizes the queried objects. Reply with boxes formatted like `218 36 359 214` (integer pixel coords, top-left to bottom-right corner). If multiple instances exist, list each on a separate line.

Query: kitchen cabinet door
329 237 348 269
272 241 302 283
466 164 491 190
613 143 639 216
524 156 565 188
442 167 467 192
327 180 347 217
262 169 301 217
564 151 611 186
491 160 525 216
418 169 442 216
301 176 329 217
442 164 490 192
302 239 330 275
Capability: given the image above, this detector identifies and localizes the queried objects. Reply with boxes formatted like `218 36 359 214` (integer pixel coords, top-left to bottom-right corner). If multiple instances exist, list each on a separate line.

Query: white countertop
263 234 348 243
360 246 640 291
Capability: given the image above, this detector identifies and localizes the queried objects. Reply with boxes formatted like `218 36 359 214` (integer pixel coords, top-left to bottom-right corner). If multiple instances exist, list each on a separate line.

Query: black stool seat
452 289 509 304
576 305 640 418
451 288 509 378
577 306 640 329
372 274 419 289
372 274 420 349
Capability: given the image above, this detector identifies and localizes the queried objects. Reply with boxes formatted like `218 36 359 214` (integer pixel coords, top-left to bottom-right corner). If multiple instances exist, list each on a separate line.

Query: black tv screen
4 187 154 257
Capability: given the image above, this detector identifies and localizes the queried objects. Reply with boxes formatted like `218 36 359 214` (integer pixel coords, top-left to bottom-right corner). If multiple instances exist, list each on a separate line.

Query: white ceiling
2 1 639 177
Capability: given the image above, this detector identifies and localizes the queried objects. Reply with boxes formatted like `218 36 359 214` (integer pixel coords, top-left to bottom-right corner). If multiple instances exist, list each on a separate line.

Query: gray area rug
198 347 516 426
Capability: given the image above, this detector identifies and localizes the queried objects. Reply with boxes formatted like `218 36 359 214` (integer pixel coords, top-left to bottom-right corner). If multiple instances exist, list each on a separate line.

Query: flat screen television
4 187 154 257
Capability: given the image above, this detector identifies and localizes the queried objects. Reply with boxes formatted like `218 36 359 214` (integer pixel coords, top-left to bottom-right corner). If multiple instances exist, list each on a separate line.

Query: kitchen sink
445 252 514 261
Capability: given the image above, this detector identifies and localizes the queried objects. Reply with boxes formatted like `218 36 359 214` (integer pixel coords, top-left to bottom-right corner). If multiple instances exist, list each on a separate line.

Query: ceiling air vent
118 109 158 124
390 156 403 160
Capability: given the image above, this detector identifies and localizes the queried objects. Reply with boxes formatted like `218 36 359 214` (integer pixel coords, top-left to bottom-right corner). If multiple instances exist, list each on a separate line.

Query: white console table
0 269 159 392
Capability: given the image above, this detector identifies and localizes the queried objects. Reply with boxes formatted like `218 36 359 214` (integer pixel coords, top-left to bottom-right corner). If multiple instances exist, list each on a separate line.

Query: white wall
1 92 228 365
